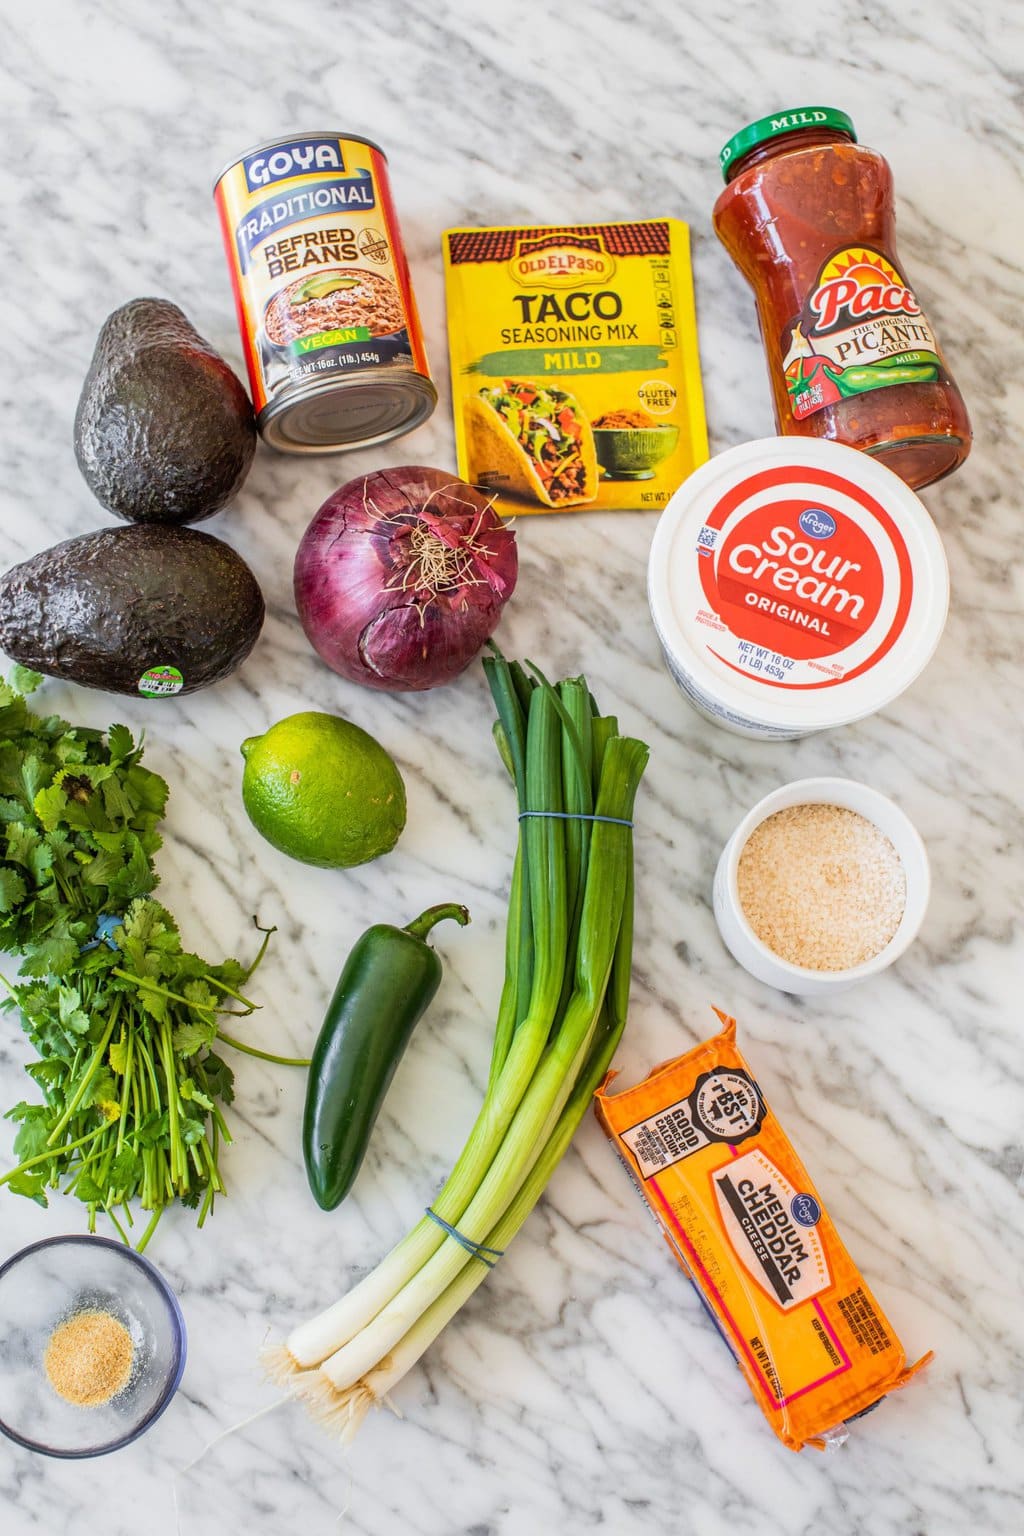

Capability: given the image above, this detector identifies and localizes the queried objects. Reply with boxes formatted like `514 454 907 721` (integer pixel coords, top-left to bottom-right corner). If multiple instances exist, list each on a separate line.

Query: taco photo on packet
465 379 598 508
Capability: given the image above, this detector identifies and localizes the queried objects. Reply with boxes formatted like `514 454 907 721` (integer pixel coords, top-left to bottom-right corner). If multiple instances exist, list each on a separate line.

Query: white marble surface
1 2 1022 1533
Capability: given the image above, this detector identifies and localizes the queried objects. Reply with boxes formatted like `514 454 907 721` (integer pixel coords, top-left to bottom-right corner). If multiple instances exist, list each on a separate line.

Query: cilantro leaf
0 867 27 913
172 1018 217 1056
5 822 42 868
108 1035 130 1075
6 1169 50 1207
8 1105 53 1161
198 1052 235 1106
73 1174 106 1204
106 725 135 763
57 986 91 1037
8 665 42 695
125 764 169 819
109 1146 139 1190
19 921 80 978
33 783 68 834
178 1077 214 1112
106 837 157 904
21 755 54 807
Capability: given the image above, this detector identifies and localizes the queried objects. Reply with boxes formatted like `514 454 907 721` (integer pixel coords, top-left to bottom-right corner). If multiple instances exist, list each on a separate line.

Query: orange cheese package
593 1012 931 1450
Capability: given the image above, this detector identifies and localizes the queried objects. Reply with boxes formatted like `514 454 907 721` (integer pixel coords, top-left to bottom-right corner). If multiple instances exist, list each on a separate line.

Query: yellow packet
594 1012 932 1451
442 220 708 514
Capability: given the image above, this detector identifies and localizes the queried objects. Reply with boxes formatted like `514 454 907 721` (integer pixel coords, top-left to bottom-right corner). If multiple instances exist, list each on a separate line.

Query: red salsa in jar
713 107 971 489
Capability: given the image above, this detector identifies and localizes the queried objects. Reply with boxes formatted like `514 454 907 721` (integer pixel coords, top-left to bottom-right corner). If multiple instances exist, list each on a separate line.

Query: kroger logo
790 1193 821 1228
798 507 837 540
243 138 345 191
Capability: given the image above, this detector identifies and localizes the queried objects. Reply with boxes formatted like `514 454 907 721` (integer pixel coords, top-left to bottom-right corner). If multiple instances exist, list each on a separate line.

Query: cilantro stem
115 1027 134 1158
110 969 227 1013
106 1204 130 1246
45 1005 119 1146
214 1030 310 1067
196 1127 222 1228
0 1122 108 1185
202 974 260 1012
157 1020 185 1191
211 1103 232 1143
242 918 277 981
136 1207 162 1254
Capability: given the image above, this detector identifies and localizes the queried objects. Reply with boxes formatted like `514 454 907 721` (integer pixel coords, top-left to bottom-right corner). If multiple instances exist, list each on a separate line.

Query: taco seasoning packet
594 1012 932 1451
443 220 708 513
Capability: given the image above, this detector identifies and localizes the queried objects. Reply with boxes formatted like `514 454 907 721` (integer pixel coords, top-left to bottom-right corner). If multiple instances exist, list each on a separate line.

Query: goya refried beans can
214 132 436 453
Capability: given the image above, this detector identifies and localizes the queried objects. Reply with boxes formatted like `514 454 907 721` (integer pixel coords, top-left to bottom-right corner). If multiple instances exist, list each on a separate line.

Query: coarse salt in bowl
647 436 949 739
712 777 930 996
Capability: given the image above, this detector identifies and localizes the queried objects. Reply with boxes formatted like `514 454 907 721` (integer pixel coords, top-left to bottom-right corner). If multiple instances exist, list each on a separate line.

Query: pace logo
244 138 345 192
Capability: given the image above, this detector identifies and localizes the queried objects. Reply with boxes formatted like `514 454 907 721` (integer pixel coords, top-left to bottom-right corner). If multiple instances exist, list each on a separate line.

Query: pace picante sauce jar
713 108 971 490
214 132 436 454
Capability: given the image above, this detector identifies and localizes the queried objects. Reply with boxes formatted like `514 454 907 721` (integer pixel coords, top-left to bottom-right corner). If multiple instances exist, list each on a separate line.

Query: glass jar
713 108 971 490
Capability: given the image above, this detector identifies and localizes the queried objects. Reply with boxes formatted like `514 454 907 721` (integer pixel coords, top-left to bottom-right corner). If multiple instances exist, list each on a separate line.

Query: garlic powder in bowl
737 804 906 970
713 777 929 996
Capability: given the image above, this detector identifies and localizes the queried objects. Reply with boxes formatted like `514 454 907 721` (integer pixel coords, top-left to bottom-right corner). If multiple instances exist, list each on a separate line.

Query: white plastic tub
648 437 949 739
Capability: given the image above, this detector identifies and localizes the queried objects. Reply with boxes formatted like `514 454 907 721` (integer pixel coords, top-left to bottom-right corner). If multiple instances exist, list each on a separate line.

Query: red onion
293 466 518 691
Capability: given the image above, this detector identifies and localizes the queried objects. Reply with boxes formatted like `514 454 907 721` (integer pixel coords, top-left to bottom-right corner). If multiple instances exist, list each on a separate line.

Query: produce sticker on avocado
138 664 184 697
443 220 708 514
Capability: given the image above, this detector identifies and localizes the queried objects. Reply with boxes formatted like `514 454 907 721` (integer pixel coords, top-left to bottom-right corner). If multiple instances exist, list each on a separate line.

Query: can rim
257 371 437 455
212 131 388 194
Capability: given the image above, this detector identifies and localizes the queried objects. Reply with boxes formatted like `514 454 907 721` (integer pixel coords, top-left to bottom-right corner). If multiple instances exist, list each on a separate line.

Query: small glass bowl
0 1234 186 1457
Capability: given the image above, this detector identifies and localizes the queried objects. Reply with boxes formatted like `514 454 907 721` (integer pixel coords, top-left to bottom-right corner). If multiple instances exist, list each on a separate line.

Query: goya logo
799 507 836 540
244 138 345 192
510 237 616 289
809 248 920 332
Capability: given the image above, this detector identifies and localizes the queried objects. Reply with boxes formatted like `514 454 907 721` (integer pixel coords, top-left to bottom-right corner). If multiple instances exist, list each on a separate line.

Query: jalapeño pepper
829 360 941 396
303 902 470 1210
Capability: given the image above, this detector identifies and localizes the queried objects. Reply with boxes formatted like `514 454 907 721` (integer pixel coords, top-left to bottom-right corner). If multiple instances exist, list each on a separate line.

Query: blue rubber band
425 1208 504 1267
80 913 124 953
518 810 634 828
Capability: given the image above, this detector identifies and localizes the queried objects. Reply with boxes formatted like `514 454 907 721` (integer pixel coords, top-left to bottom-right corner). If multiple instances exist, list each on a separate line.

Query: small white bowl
713 776 930 996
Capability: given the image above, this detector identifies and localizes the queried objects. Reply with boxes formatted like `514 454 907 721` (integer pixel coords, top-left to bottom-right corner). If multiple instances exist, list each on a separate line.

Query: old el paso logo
243 138 345 192
809 248 920 332
511 240 616 289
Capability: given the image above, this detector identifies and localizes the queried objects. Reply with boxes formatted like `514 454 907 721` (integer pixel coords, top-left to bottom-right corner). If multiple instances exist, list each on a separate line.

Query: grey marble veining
1 2 1022 1534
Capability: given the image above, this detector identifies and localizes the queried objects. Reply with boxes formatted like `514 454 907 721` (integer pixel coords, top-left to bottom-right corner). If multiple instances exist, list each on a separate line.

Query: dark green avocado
74 298 257 525
0 524 265 697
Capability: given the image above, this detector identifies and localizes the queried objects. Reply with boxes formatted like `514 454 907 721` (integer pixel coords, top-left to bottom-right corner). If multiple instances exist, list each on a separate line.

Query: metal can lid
258 372 437 455
647 436 948 736
719 107 856 179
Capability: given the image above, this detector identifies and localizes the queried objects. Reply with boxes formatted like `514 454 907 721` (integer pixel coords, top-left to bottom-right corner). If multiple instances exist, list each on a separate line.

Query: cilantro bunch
0 669 298 1249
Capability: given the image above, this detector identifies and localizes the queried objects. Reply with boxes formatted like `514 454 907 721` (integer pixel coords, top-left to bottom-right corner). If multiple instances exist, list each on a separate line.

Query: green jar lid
719 107 856 178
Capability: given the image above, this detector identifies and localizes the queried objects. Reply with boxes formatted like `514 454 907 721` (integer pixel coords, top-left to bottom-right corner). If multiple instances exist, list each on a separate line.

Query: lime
239 712 406 868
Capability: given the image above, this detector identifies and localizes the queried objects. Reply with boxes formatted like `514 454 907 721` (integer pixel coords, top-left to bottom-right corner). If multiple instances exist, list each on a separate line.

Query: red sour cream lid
647 438 949 737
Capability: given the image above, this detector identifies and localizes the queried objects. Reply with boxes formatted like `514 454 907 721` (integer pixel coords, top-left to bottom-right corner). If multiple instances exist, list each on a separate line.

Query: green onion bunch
266 651 649 1438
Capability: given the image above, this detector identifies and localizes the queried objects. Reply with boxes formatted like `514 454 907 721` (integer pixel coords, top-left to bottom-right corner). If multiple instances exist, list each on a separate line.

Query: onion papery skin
294 466 518 692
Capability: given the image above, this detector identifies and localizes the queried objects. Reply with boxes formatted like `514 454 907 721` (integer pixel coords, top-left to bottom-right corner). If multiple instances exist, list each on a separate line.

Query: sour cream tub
647 437 949 738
